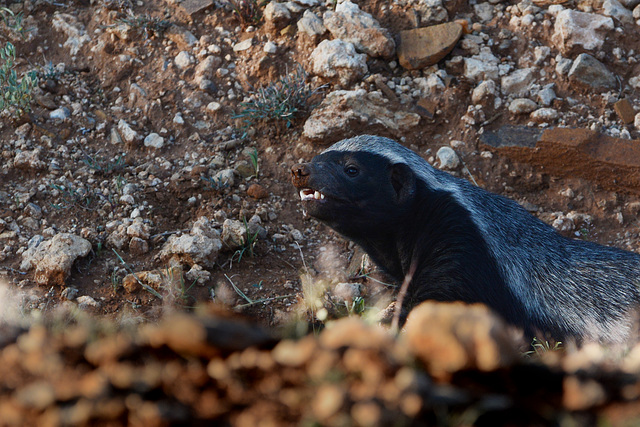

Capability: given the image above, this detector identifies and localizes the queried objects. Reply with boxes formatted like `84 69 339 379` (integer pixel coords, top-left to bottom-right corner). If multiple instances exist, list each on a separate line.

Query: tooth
320 193 325 199
299 190 305 200
314 191 321 200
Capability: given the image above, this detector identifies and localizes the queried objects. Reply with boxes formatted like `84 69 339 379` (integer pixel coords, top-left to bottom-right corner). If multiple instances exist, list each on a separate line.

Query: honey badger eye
344 165 359 177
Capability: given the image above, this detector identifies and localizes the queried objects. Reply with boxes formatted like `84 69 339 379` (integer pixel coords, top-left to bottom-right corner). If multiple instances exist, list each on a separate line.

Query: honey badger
291 134 640 343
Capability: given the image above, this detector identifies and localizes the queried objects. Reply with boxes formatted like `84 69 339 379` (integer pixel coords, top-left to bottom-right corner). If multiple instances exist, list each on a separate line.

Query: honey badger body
291 135 640 343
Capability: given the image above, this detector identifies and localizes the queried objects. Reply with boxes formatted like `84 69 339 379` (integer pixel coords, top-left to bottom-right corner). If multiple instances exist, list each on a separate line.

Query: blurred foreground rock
1 301 640 426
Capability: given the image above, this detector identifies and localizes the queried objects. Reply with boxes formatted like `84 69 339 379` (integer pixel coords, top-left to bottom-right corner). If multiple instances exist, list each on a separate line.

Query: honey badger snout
291 163 311 188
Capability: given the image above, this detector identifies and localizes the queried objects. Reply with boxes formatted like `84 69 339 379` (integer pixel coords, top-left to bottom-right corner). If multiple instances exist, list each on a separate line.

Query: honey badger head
291 137 418 239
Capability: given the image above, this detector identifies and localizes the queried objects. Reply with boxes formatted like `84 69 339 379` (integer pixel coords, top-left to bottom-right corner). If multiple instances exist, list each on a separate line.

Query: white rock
52 13 90 56
175 51 195 69
233 38 253 52
49 107 71 120
264 41 277 54
264 1 291 29
323 1 395 58
310 39 368 86
534 46 551 64
144 133 165 149
213 169 236 188
119 194 135 205
436 146 460 170
297 9 326 38
207 102 222 112
634 4 640 18
463 48 500 82
635 112 640 130
530 108 559 123
555 57 573 75
509 98 538 114
415 0 449 24
20 233 92 285
471 80 497 104
173 113 185 125
117 119 140 143
77 295 100 308
195 55 222 82
603 0 634 24
537 86 557 107
474 2 494 22
551 9 614 55
303 90 420 141
501 68 536 97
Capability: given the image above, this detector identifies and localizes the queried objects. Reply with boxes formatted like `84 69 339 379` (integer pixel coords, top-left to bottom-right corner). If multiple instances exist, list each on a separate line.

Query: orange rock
398 22 463 70
247 183 269 199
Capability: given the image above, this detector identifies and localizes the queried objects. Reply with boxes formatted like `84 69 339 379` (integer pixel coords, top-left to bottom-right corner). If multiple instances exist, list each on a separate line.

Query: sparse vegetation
117 10 171 38
231 217 260 265
228 0 264 28
525 337 563 357
234 64 325 130
0 42 37 117
248 147 259 178
83 153 126 175
0 7 28 39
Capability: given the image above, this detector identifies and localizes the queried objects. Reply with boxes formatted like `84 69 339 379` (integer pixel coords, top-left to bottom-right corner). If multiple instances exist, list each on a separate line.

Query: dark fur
291 135 640 343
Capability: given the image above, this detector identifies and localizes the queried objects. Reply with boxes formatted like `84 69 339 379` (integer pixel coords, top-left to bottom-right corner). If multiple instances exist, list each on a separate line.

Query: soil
1 0 640 331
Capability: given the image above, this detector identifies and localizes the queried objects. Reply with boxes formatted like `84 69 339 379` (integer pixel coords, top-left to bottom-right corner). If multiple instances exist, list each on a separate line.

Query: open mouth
299 188 325 201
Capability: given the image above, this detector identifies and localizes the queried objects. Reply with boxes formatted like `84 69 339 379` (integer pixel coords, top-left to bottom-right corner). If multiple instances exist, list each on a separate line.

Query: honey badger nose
291 163 310 178
291 163 311 187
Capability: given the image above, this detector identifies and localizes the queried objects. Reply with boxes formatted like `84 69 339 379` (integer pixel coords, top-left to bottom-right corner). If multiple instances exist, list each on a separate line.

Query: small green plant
0 42 37 117
83 153 125 175
49 182 101 211
117 10 171 38
234 64 324 129
228 0 264 28
248 148 259 178
202 175 230 192
231 217 260 264
524 337 563 357
37 61 61 82
0 7 28 39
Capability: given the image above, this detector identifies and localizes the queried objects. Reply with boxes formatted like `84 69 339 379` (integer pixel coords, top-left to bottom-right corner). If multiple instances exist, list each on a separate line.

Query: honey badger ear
389 163 416 203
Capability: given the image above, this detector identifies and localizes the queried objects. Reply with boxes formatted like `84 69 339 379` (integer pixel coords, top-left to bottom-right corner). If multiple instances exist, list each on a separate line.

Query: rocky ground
2 0 640 424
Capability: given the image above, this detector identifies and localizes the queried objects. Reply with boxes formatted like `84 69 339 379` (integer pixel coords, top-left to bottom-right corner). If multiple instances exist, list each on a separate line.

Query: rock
49 107 71 120
20 233 92 286
264 1 291 30
126 220 151 240
263 41 277 54
530 108 559 123
310 39 368 87
179 0 215 16
297 9 326 38
247 183 268 199
635 3 640 19
158 218 222 267
509 98 537 114
537 86 557 107
474 2 494 22
129 237 149 255
602 0 634 24
635 113 640 131
117 119 140 144
555 57 573 76
323 1 395 58
77 295 100 309
568 53 618 90
614 99 636 124
397 22 463 70
233 38 253 52
144 133 165 149
61 287 79 300
501 68 536 97
303 89 421 142
471 80 497 104
14 148 45 170
212 169 236 188
463 48 499 82
415 0 449 24
312 385 345 421
436 146 460 169
221 219 247 250
175 51 195 69
166 25 198 48
52 13 90 56
194 55 222 82
551 10 613 55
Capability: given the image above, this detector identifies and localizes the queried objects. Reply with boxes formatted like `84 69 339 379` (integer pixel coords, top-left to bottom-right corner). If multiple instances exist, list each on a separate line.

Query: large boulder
310 39 368 87
551 9 613 55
